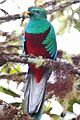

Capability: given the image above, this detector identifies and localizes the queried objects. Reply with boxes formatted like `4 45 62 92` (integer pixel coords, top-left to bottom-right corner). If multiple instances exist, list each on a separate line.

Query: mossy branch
0 52 80 76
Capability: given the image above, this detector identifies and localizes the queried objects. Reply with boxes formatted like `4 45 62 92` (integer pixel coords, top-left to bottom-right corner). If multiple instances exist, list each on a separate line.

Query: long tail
23 69 51 120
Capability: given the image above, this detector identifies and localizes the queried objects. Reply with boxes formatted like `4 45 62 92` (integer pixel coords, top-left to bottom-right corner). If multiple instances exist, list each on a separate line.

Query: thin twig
0 30 8 36
0 14 23 24
0 8 9 15
0 35 22 45
39 0 60 8
46 0 80 14
0 45 21 50
0 0 7 4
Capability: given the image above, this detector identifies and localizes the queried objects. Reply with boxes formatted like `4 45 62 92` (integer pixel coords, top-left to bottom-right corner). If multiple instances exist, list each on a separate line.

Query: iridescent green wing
42 25 57 59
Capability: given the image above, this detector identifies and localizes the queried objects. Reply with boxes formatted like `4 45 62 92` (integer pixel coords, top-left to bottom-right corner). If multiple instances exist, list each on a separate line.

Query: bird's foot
35 56 46 68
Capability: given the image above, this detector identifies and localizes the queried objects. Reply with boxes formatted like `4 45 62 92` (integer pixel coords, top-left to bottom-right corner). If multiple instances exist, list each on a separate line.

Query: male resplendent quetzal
22 7 57 120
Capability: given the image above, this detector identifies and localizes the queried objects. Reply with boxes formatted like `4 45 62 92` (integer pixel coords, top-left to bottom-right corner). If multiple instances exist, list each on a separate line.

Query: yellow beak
23 11 31 15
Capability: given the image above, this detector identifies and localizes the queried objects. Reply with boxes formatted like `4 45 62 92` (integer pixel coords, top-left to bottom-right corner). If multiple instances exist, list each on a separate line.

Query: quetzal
22 7 57 120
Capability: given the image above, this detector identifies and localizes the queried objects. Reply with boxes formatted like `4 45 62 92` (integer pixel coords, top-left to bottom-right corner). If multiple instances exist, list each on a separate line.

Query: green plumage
26 19 50 33
26 7 57 59
23 6 57 120
42 25 57 58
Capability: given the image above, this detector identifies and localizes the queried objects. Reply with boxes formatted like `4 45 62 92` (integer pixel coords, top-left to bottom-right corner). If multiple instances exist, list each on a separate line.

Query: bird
22 6 57 120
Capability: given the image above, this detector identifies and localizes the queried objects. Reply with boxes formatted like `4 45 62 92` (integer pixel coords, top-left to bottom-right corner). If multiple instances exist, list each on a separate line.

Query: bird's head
24 7 47 20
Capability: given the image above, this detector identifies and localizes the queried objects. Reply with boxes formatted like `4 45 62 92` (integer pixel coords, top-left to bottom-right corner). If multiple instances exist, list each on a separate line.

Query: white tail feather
23 70 51 114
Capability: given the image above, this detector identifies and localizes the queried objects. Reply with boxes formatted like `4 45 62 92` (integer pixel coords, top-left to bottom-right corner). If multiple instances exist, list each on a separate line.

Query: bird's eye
36 10 39 14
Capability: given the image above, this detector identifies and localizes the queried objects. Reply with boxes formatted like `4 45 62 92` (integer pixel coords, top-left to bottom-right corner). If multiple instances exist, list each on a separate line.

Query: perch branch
0 52 80 76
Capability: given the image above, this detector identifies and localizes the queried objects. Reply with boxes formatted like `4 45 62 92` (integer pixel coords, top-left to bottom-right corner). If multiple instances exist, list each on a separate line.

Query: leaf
11 102 21 107
1 63 21 75
51 114 60 120
57 15 70 35
43 101 51 113
35 0 45 6
1 64 9 73
63 90 80 113
67 98 80 112
0 86 20 97
74 20 80 32
73 6 80 31
16 64 21 72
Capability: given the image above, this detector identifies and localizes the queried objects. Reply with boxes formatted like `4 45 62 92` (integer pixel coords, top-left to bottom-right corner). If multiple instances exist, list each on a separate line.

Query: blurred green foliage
0 86 20 97
1 63 21 74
